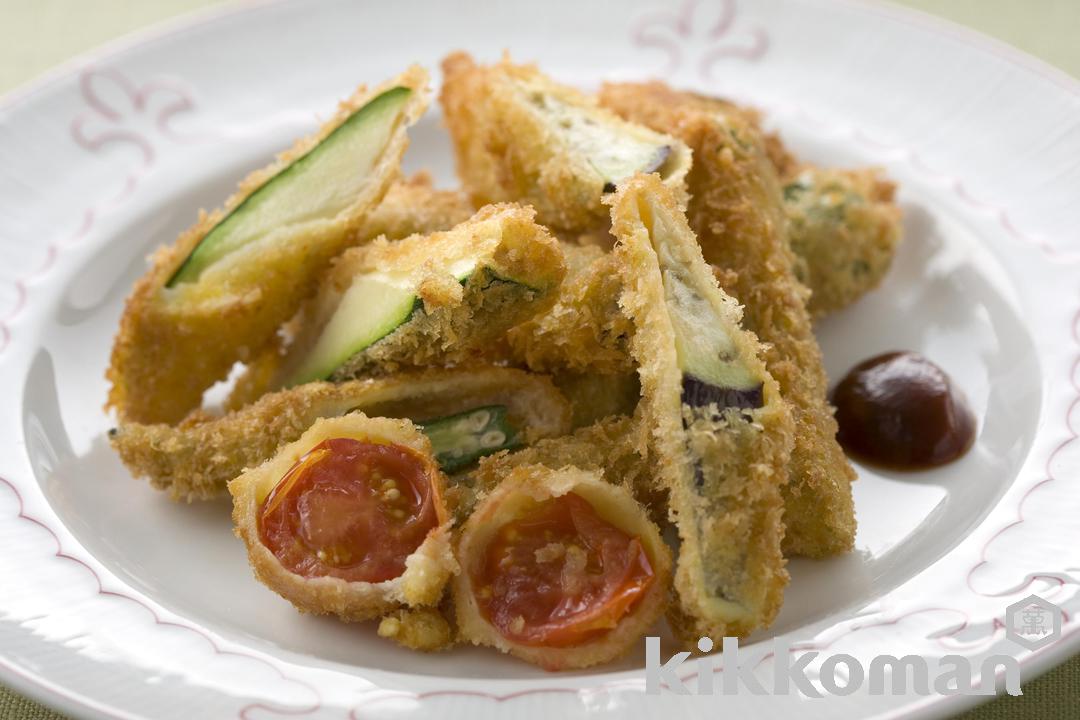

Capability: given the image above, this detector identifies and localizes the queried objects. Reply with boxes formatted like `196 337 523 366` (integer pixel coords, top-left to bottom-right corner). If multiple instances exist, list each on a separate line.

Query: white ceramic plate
1 0 1078 717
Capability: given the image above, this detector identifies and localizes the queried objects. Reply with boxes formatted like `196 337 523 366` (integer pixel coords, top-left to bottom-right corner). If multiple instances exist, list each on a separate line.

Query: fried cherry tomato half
258 438 437 583
473 491 655 647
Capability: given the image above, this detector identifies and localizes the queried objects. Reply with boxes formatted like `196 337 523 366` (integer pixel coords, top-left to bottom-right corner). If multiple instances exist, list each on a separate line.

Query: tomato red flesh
258 438 436 583
473 492 655 648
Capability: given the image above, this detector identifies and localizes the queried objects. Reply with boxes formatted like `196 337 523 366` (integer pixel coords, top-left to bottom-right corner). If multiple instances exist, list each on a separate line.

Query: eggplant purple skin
681 375 765 489
681 375 764 412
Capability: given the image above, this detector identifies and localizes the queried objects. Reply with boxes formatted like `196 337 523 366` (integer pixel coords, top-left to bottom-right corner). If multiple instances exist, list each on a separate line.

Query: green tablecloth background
0 0 1077 717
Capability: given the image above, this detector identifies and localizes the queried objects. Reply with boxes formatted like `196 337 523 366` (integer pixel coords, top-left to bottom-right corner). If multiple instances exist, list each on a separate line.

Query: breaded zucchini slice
107 67 430 424
610 174 794 644
507 242 634 375
269 204 564 389
454 464 671 670
229 414 455 621
782 166 902 317
110 367 572 501
600 82 858 559
439 52 691 233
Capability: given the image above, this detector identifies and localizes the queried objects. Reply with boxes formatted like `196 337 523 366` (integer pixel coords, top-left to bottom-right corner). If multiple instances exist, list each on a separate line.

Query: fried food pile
107 54 902 670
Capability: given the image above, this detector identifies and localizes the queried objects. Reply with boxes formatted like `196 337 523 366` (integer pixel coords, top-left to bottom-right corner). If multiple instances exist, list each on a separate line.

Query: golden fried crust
551 372 640 430
471 415 648 495
507 242 634 375
600 82 858 559
610 174 793 644
453 464 672 671
440 52 690 233
111 367 572 501
107 67 430 424
782 166 902 317
360 172 475 242
378 607 455 652
229 414 456 621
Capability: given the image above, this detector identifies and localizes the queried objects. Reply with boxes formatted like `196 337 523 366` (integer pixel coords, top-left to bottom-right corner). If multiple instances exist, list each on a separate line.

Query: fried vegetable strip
440 52 691 233
245 203 565 393
782 166 901 317
107 67 430 424
111 367 571 501
610 174 794 643
600 82 858 558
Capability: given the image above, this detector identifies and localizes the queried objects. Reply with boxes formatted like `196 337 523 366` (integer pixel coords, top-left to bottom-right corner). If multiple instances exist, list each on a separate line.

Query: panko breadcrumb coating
107 67 429 424
111 367 572 501
600 82 858 559
610 174 794 644
507 242 634 375
360 171 475 241
782 166 902 317
740 102 902 317
440 52 691 233
378 607 455 652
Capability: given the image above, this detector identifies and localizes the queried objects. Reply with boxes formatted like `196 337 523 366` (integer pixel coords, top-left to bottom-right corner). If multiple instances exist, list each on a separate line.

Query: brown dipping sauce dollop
831 351 976 470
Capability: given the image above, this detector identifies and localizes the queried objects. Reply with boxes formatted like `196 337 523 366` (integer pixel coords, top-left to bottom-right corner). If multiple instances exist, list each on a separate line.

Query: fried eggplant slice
454 464 671 670
440 52 691 233
267 204 564 389
507 242 634 375
110 367 572 501
230 414 455 621
600 82 857 558
782 166 902 317
107 67 430 424
610 174 794 644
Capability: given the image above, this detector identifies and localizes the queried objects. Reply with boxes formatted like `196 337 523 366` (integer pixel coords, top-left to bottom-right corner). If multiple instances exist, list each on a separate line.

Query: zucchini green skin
289 270 533 387
168 86 413 287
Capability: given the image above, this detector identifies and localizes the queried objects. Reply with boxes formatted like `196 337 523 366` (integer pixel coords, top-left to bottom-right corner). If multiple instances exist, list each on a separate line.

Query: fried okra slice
610 174 795 645
454 464 671 670
600 82 858 559
229 414 455 621
110 367 572 501
107 67 429 424
440 52 690 233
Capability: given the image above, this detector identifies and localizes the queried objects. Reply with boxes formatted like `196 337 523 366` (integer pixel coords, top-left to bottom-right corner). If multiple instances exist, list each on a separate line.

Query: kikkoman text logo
645 596 1064 697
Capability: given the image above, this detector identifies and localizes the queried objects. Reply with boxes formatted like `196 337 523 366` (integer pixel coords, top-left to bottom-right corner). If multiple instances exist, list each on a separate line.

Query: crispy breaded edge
507 242 635 375
229 414 456 622
610 174 793 645
111 367 572 502
440 51 690 233
453 464 672 671
107 67 429 424
599 82 857 559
